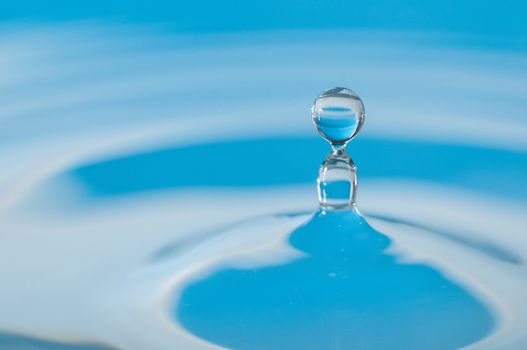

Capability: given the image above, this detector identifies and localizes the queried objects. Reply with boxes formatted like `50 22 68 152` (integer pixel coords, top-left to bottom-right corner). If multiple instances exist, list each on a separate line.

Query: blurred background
0 1 526 349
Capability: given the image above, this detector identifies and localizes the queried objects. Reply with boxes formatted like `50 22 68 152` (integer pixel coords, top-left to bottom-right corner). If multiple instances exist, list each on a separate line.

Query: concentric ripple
0 24 526 349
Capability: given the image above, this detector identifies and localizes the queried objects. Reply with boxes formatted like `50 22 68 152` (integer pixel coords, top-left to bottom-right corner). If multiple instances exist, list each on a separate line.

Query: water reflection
176 209 494 350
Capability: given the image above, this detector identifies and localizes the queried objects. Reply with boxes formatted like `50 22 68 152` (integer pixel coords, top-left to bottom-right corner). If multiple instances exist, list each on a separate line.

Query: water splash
173 88 495 349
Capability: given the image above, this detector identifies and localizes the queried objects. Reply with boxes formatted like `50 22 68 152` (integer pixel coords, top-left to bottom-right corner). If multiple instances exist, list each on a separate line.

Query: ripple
0 23 526 349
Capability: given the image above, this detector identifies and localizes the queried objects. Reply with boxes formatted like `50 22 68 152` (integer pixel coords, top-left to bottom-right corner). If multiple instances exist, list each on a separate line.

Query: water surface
0 24 526 350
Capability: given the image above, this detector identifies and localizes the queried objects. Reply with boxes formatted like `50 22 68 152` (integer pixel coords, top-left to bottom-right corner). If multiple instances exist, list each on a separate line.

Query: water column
312 87 365 210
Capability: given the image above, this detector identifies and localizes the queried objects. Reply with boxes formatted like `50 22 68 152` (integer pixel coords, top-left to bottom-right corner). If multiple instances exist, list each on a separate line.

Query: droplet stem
317 148 357 210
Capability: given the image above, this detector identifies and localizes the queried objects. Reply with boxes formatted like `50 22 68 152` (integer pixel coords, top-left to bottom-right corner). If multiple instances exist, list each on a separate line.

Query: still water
0 24 526 350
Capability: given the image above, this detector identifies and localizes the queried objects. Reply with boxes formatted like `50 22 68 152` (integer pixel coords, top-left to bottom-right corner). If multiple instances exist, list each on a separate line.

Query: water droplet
312 87 365 148
313 87 364 210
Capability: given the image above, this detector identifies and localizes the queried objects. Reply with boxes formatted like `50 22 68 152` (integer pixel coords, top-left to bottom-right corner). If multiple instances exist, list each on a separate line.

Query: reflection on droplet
312 87 365 148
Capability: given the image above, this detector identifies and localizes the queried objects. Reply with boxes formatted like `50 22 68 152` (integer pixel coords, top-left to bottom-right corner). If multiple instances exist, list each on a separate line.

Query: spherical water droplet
312 87 365 147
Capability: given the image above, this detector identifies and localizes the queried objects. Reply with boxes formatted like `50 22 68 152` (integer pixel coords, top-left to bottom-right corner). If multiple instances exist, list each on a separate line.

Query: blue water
70 137 527 201
43 133 524 349
1 1 527 349
1 0 526 51
176 209 493 349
